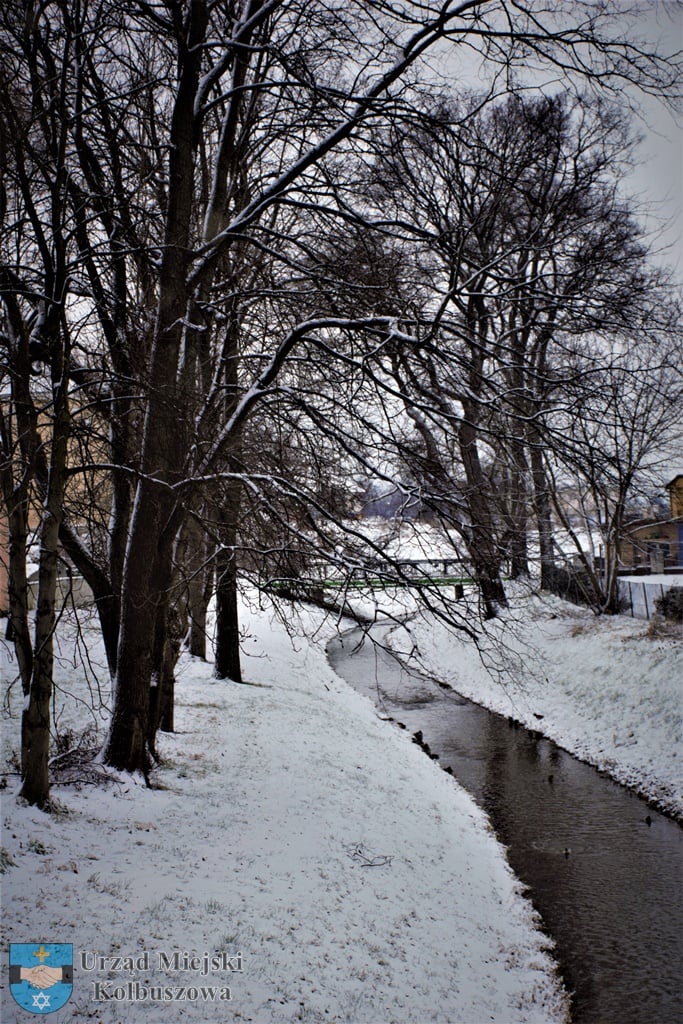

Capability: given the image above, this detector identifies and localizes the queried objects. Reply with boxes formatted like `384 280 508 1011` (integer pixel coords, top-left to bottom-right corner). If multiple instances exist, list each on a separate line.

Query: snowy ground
389 591 683 822
1 597 569 1024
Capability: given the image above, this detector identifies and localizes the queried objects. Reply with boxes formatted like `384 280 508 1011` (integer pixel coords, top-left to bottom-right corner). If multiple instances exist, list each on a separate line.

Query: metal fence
617 577 681 620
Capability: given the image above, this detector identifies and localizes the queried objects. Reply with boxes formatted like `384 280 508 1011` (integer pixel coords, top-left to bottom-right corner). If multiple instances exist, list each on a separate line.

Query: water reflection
328 628 683 1024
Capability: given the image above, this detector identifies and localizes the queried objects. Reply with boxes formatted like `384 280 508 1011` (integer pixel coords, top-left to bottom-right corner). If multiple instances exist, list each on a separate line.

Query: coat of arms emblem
9 944 73 1015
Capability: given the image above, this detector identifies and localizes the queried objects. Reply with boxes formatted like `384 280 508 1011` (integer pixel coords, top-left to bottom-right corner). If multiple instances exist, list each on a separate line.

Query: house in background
619 474 683 572
667 474 683 517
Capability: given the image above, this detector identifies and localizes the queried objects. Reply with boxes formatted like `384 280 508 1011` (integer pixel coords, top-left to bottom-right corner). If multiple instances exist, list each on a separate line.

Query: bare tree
545 324 683 613
361 89 681 611
2 0 680 797
1 6 79 805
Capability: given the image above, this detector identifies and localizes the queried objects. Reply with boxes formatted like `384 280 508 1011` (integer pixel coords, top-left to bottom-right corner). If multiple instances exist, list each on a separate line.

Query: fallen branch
346 842 393 868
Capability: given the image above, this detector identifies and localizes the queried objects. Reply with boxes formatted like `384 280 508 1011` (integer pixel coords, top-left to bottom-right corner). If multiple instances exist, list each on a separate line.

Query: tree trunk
0 290 39 695
103 0 208 771
104 481 179 772
148 597 180 752
529 445 556 591
214 539 242 682
56 521 120 676
212 289 243 680
506 446 529 578
187 554 209 659
458 417 508 618
20 375 70 807
602 490 629 614
5 497 33 694
178 514 209 660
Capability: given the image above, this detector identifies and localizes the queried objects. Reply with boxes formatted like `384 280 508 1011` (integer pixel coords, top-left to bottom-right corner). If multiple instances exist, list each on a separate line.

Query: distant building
666 474 683 517
619 474 683 570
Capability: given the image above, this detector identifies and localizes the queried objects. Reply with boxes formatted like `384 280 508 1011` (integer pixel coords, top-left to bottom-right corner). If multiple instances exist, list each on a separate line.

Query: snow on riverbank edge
389 595 683 823
1 599 569 1024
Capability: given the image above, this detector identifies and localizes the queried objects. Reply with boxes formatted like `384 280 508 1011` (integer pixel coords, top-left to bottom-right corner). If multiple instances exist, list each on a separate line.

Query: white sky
627 2 682 280
424 2 683 283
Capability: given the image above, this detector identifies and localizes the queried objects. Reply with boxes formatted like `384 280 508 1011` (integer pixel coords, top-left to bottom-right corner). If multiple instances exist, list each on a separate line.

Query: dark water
327 626 683 1024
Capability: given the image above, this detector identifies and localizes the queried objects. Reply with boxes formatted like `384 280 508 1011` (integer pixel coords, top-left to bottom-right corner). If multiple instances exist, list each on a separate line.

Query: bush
544 565 592 607
655 586 683 623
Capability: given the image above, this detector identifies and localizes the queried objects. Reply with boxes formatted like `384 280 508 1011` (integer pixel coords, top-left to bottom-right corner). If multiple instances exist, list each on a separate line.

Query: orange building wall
667 476 683 518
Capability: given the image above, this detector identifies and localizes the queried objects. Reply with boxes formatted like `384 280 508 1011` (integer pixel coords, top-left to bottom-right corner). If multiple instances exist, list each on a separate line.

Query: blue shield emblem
9 944 73 1014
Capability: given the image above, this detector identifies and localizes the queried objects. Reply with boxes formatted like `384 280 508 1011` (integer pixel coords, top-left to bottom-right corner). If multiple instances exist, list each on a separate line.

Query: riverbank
1 598 569 1024
391 593 682 821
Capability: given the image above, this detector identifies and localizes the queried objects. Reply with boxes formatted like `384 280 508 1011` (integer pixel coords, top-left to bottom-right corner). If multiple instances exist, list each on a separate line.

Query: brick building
619 474 683 570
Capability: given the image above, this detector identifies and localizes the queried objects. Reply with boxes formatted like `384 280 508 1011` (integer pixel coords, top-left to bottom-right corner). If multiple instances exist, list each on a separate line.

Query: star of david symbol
10 943 73 1014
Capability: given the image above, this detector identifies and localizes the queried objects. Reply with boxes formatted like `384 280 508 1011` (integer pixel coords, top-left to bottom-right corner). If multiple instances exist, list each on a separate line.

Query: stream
327 624 683 1024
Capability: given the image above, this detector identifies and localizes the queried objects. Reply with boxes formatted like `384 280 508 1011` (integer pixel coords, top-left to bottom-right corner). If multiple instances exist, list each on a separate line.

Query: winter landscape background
1 2 682 1022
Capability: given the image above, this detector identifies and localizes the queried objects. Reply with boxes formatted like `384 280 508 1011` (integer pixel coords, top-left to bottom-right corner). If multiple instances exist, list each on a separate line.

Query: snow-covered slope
397 595 682 821
0 600 569 1023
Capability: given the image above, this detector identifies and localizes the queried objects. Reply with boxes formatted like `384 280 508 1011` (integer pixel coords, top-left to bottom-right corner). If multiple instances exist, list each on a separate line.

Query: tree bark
458 414 508 618
5 497 33 695
214 539 242 682
0 287 39 695
529 444 556 591
148 597 180 750
20 373 70 807
178 514 209 660
505 445 529 579
103 0 208 772
104 481 180 771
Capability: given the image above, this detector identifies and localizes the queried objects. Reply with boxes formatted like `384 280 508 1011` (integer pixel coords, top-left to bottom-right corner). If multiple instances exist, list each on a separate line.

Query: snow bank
398 595 683 821
617 575 682 620
0 601 568 1024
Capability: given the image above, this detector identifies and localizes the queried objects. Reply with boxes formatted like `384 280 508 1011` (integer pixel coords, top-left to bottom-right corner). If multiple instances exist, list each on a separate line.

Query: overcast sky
427 2 682 283
628 2 682 280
